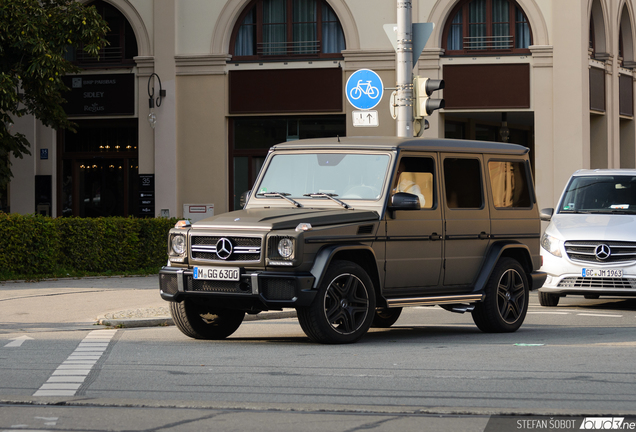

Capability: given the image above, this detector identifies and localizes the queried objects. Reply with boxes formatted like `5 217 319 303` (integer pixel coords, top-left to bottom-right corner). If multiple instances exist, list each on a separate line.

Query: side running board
386 294 484 308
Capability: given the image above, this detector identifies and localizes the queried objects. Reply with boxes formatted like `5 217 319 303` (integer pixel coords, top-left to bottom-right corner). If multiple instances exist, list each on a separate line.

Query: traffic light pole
396 0 413 138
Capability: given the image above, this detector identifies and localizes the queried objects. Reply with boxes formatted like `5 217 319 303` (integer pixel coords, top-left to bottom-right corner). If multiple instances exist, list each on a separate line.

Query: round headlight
277 238 294 259
171 235 186 255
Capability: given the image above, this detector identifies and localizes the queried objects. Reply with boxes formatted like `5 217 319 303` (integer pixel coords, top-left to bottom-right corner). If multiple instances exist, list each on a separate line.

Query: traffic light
413 76 445 119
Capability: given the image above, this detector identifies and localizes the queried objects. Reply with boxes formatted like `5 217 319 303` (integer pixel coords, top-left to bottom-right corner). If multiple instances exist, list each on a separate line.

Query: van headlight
541 233 562 257
171 234 186 255
268 236 296 265
278 238 294 258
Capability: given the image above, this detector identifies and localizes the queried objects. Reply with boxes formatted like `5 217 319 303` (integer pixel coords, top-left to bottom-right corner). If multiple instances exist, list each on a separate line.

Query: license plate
193 266 240 281
582 268 623 278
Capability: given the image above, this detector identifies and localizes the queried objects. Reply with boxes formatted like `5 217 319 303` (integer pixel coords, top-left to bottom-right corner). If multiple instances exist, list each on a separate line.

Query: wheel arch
474 241 535 294
310 244 384 307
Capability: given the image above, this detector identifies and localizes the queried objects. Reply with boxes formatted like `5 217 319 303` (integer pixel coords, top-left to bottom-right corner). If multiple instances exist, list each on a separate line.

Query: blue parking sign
345 69 384 110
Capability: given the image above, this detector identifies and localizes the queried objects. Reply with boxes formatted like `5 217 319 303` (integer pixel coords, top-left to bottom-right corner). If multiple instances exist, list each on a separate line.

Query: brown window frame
229 0 345 62
442 0 532 56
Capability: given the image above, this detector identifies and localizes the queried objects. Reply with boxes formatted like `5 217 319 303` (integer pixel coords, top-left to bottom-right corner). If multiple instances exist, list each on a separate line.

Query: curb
96 310 298 329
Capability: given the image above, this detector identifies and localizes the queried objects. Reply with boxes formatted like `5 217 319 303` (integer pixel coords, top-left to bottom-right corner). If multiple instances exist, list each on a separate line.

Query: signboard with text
62 74 135 116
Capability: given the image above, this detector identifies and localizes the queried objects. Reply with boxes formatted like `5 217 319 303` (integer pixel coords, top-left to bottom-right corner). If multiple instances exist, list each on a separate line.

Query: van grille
564 241 636 264
558 277 636 290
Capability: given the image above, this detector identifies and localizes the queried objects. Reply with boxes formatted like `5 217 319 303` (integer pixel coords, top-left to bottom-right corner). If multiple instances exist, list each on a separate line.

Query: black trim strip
305 236 376 244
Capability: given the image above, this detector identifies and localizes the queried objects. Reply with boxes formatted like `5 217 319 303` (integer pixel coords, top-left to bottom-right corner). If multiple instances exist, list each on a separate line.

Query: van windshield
254 153 391 201
560 175 636 214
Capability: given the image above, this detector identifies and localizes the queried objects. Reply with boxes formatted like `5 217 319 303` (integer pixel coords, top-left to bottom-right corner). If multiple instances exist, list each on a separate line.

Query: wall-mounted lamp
147 73 166 129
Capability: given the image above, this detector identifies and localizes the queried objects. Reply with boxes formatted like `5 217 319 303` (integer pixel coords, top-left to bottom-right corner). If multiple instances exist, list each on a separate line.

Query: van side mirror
389 192 421 211
240 190 251 209
540 208 554 221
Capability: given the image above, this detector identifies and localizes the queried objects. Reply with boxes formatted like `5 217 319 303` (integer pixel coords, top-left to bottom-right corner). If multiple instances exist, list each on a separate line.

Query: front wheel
472 258 529 333
170 299 245 340
538 291 560 306
297 260 376 344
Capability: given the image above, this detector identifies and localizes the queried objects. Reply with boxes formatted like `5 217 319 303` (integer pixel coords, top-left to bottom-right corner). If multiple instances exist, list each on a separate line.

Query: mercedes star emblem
215 238 233 260
594 244 611 260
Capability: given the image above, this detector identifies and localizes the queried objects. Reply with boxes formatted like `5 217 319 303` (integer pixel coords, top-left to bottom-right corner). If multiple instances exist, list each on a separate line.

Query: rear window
488 161 531 208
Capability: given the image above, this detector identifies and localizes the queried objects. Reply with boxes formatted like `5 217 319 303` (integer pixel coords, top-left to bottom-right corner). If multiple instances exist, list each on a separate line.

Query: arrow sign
4 335 34 347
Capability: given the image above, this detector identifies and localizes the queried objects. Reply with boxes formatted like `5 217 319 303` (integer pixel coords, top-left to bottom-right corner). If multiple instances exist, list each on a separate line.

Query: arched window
66 1 138 67
443 0 532 55
230 0 345 60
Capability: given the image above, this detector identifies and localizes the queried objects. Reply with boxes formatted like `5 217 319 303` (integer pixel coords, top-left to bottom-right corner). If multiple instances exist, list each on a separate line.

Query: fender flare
472 241 536 294
310 244 379 289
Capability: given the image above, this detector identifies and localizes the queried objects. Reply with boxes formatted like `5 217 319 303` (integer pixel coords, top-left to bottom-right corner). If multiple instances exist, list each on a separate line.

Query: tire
538 291 560 307
170 299 244 340
471 258 529 333
297 260 376 344
371 307 402 328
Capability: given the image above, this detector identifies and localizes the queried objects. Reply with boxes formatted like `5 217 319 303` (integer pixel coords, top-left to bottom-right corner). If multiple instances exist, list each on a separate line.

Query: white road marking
3 335 34 348
577 313 623 318
527 311 570 315
33 329 116 397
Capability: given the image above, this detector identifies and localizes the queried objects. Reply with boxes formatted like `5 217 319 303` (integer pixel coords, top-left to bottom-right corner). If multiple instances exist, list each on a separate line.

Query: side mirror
389 192 421 211
540 208 554 222
240 190 251 209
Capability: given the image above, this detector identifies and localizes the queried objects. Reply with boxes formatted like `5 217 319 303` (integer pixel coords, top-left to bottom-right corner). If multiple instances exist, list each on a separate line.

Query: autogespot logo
215 238 233 260
580 417 633 429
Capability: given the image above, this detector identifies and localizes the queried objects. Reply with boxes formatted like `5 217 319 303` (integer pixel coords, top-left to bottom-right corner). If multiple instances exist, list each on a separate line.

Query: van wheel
538 291 560 306
472 258 529 333
170 299 244 340
297 260 376 344
371 308 402 328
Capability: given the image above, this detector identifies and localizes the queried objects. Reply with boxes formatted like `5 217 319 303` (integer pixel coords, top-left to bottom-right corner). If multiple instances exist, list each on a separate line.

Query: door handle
430 233 443 241
478 232 490 240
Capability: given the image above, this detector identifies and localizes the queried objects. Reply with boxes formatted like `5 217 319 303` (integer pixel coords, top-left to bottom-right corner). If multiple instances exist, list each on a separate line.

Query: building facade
4 0 636 218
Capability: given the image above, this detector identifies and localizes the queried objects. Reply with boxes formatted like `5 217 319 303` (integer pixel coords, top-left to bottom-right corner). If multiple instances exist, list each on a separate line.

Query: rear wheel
170 299 244 340
538 291 560 307
297 260 376 344
371 307 402 328
472 258 529 333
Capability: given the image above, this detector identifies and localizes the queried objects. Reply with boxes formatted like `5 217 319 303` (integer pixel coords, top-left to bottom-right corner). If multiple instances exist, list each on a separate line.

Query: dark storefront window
230 115 346 210
60 119 138 217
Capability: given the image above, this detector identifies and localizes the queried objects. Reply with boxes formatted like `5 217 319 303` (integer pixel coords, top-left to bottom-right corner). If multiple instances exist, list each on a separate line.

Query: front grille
558 277 636 289
185 276 250 294
565 241 636 264
160 273 179 296
261 278 296 300
191 235 262 262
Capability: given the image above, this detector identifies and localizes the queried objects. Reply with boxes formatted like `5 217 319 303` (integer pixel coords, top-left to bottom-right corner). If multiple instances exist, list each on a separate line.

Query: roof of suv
271 136 529 155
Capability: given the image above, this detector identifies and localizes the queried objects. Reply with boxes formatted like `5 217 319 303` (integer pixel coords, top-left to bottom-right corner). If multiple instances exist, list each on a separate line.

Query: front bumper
540 251 636 296
159 266 316 310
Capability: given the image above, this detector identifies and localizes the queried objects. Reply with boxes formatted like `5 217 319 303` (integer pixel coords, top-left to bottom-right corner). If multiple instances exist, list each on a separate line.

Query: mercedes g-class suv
159 137 546 344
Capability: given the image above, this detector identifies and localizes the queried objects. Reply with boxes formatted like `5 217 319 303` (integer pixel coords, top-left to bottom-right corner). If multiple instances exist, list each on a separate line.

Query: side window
393 157 436 209
443 158 483 209
488 161 531 208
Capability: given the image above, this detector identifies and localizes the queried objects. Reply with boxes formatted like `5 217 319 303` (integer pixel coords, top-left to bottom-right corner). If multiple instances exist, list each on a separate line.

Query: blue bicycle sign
346 69 384 110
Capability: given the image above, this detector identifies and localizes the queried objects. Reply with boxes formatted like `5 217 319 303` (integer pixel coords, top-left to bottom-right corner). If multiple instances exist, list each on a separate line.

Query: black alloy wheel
472 257 529 333
297 260 376 344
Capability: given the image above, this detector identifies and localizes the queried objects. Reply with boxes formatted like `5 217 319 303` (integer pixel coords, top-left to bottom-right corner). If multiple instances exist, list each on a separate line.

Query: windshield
254 153 391 201
560 175 636 213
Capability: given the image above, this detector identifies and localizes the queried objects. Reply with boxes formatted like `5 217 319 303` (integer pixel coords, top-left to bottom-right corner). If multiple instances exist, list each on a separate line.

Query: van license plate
193 267 240 281
582 268 623 278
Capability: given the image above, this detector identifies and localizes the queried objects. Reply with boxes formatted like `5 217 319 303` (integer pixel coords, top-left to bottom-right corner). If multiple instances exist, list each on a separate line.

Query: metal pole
396 0 413 138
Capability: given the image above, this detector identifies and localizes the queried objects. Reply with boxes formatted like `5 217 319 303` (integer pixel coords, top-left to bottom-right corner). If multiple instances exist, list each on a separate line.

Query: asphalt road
1 277 636 431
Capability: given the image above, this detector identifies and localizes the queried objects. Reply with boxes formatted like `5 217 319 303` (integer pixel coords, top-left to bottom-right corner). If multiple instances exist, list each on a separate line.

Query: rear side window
488 161 531 208
444 158 483 208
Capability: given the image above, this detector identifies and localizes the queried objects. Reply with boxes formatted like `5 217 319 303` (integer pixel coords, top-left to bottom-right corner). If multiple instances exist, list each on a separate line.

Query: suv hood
193 207 379 231
546 213 636 241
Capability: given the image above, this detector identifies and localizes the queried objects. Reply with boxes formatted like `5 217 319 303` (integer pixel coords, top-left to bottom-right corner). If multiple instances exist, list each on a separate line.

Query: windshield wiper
259 192 302 208
303 192 352 210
